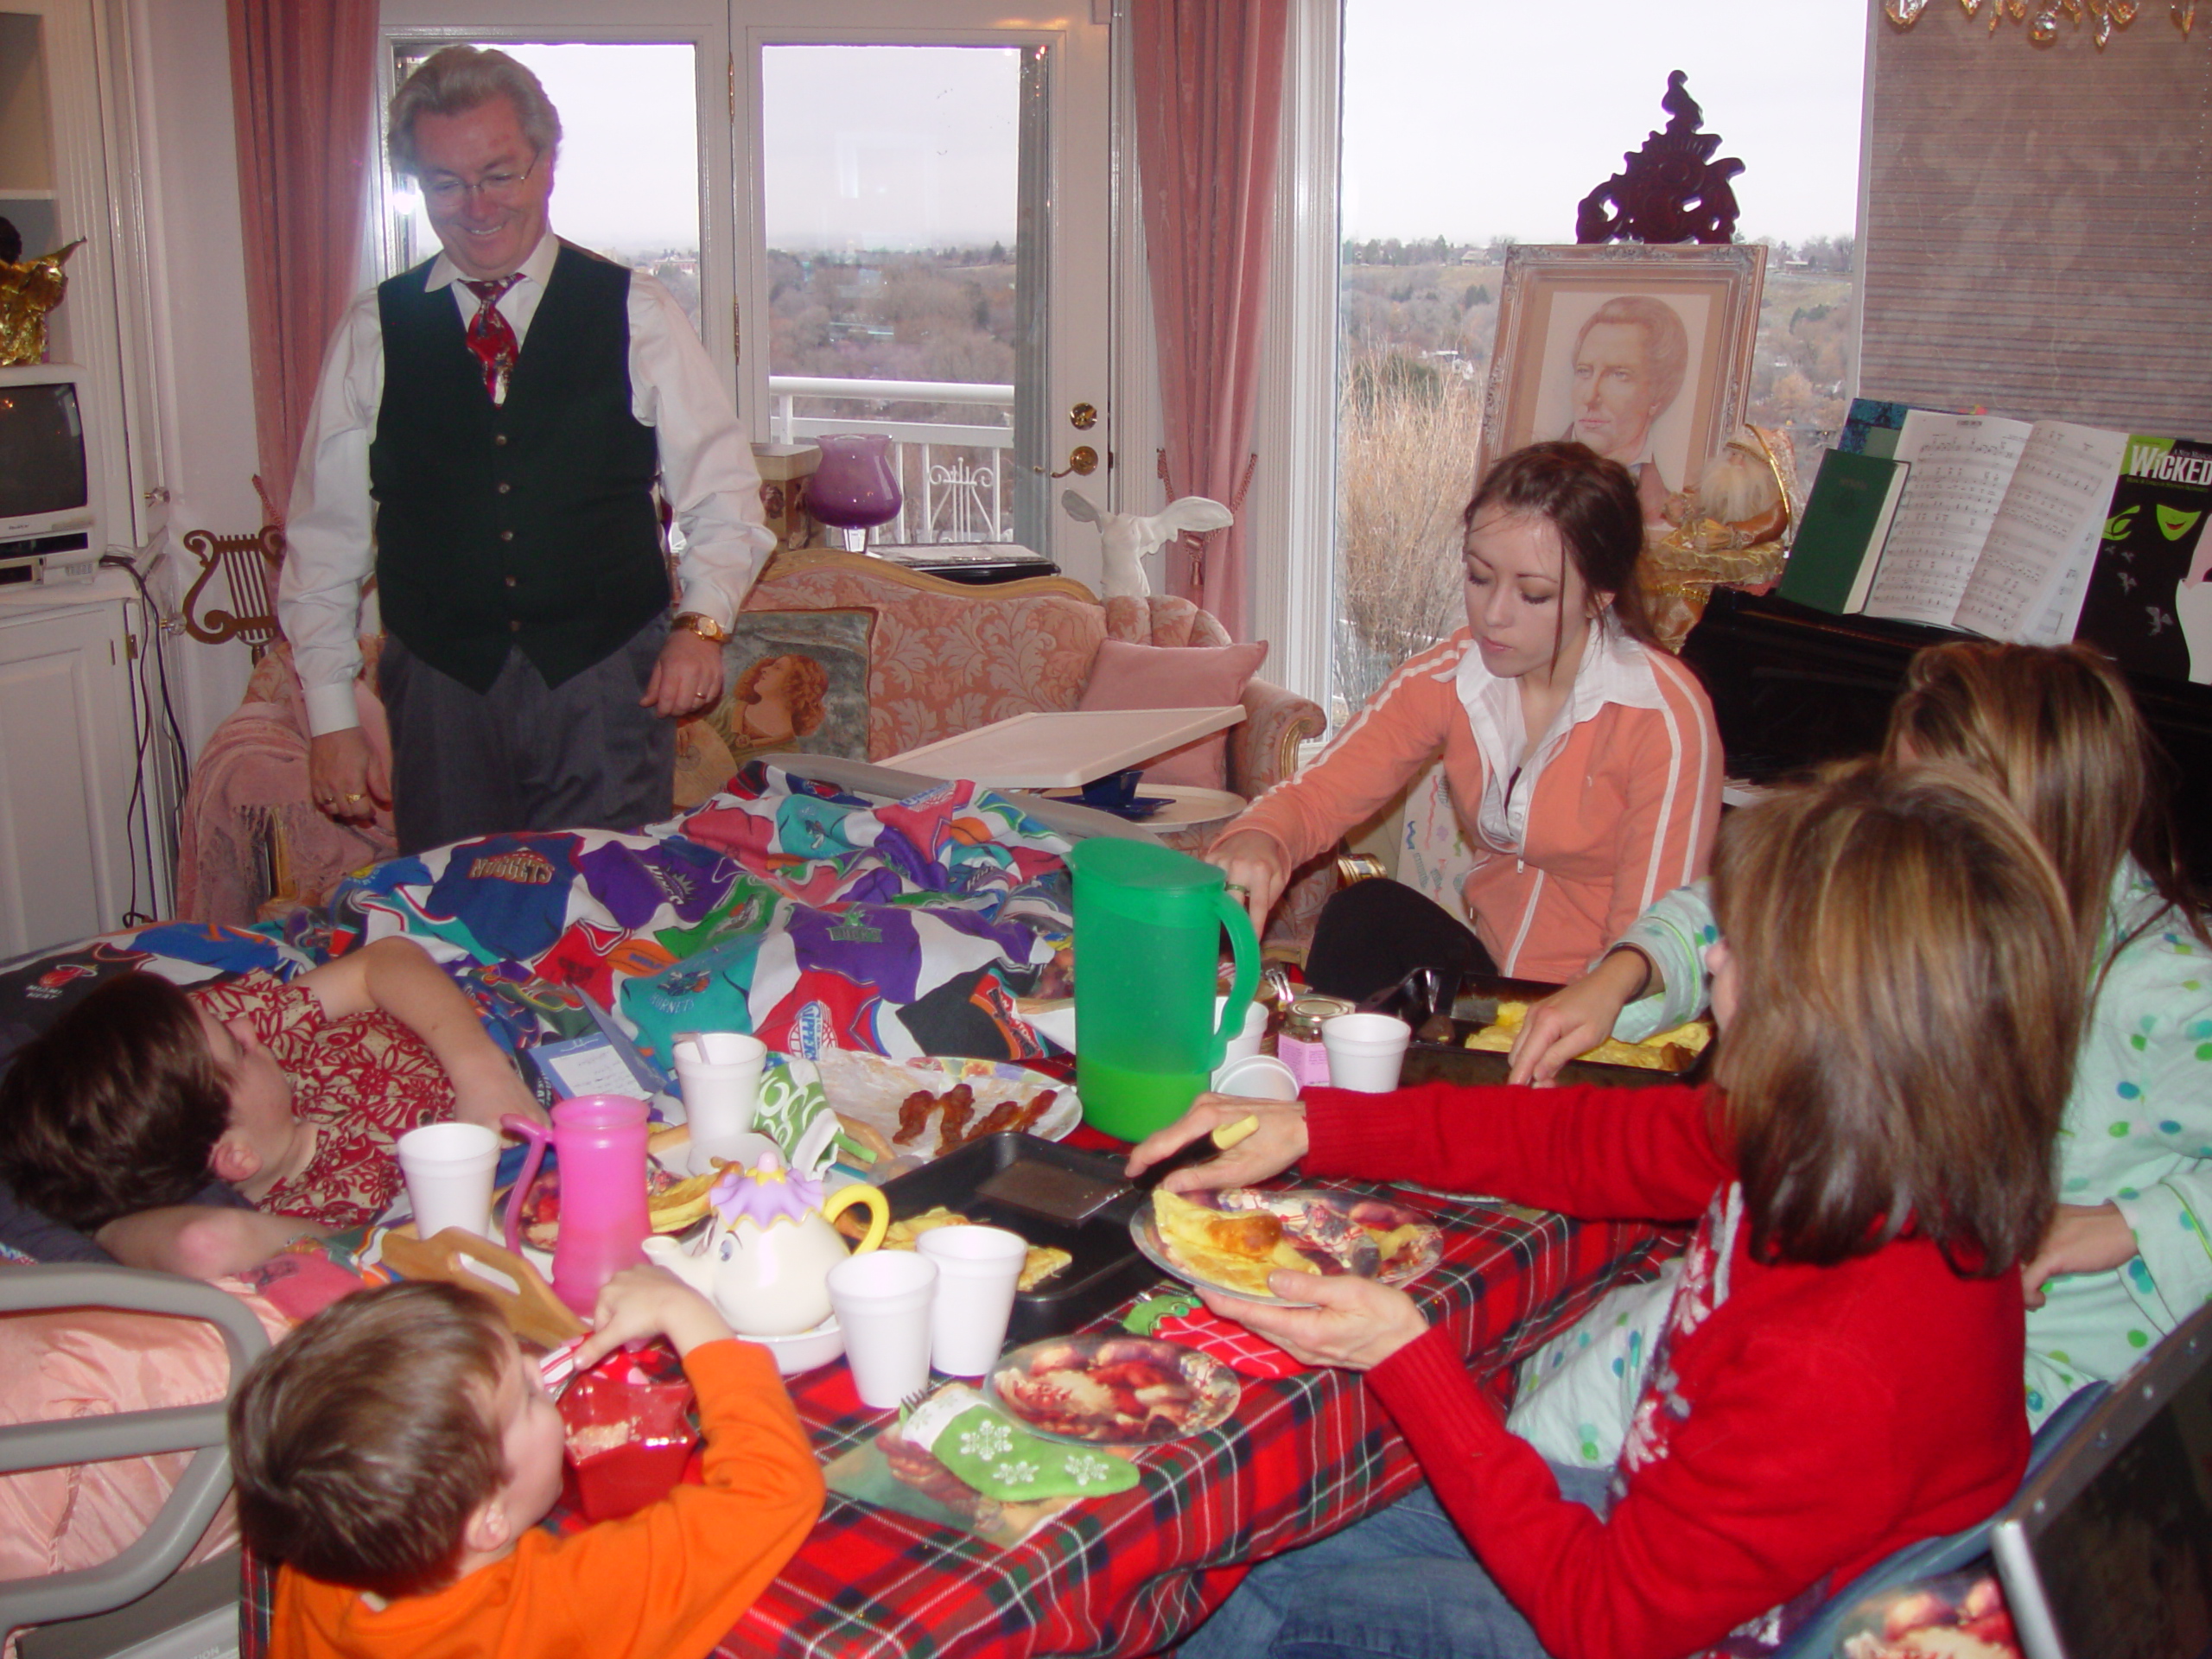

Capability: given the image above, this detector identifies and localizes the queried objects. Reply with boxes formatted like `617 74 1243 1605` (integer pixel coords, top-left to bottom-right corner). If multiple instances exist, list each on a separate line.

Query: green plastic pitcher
1068 836 1260 1142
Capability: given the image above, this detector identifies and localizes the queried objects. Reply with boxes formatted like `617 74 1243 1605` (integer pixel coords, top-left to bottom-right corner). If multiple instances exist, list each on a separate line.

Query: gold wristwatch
671 611 732 644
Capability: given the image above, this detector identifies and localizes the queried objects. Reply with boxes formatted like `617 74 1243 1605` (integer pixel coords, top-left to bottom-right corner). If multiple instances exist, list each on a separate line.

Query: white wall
124 0 260 753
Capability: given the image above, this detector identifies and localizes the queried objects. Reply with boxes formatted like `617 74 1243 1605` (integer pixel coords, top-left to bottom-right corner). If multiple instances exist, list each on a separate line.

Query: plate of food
1134 1187 1443 1305
987 1333 1239 1444
814 1051 1082 1163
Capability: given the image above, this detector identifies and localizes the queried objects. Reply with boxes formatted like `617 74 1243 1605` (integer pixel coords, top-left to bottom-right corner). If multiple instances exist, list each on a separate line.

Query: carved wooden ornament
1576 71 1745 247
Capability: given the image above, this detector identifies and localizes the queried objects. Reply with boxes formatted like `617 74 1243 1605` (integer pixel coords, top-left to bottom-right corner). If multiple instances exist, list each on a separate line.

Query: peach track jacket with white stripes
1223 620 1723 984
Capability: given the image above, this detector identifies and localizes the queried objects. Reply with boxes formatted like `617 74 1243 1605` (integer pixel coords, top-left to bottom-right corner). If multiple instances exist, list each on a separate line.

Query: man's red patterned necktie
460 275 523 405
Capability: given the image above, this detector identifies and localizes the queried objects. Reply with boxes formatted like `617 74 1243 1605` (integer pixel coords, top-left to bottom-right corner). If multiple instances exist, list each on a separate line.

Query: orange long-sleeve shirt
1224 625 1721 982
270 1339 823 1659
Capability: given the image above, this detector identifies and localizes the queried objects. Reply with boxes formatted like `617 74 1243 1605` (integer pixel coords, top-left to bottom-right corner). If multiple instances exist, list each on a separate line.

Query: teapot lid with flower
644 1151 888 1337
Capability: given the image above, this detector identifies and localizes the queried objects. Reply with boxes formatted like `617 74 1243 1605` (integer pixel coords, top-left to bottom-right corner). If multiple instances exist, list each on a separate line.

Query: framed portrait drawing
1478 245 1766 511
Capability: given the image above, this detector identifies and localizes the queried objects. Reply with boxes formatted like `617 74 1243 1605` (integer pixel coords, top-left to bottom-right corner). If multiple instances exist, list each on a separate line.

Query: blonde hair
1884 640 2208 988
1711 760 2082 1274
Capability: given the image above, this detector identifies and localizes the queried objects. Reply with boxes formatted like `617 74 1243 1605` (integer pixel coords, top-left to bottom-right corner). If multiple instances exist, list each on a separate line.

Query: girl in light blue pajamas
1509 642 2212 1464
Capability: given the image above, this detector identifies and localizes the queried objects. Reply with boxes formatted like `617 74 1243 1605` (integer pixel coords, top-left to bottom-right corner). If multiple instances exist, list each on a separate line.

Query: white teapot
644 1152 889 1336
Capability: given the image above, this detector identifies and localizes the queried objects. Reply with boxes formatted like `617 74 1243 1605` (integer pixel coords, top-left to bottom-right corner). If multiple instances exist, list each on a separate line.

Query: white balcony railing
768 375 1018 545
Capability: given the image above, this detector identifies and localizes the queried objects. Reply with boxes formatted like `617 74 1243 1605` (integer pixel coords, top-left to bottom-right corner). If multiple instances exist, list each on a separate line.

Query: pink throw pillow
1076 638 1268 789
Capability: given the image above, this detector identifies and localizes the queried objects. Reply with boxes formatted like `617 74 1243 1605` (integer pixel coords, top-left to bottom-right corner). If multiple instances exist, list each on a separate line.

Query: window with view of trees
760 44 1039 547
1333 0 1866 714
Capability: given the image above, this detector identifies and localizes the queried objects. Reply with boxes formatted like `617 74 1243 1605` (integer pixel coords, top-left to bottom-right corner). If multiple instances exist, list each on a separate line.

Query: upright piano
1679 588 2212 883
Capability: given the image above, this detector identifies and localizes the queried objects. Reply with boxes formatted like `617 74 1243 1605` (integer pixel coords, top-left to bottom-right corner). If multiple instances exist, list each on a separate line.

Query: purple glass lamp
805 435 902 554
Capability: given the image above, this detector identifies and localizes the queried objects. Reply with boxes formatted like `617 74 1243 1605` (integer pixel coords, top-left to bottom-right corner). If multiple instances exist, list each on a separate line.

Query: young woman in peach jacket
1210 442 1722 988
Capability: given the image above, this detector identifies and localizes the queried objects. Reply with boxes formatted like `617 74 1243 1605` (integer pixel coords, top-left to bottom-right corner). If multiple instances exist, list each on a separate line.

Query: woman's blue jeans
1176 1465 1611 1659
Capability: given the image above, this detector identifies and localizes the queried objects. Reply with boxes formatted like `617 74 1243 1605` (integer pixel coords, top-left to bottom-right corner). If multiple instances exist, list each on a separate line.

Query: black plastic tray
874 1131 1166 1343
1375 973 1710 1090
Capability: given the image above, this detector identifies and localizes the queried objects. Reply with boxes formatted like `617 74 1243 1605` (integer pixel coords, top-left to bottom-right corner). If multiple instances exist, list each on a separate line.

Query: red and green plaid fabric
243 1192 1679 1659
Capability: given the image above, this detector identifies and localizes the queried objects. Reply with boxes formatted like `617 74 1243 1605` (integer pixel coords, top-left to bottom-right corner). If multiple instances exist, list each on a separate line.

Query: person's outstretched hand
1199 1271 1427 1371
1507 948 1653 1085
1126 1094 1307 1192
576 1264 733 1365
1205 830 1292 936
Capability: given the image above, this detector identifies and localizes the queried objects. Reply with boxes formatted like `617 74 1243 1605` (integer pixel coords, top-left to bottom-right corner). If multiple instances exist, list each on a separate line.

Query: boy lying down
0 936 545 1278
231 1268 823 1659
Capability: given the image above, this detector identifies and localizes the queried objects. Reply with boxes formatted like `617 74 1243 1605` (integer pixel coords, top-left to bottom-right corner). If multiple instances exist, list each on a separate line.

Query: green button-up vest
371 242 668 692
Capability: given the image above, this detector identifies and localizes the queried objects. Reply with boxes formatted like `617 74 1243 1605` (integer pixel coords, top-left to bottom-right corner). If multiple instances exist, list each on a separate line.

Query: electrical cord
100 552 191 925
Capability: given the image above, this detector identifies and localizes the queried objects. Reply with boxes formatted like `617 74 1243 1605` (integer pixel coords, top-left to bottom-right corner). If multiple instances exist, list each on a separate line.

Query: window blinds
1861 9 2212 436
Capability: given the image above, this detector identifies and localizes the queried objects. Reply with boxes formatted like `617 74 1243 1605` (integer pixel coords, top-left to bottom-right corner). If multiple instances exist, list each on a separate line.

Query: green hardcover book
1777 448 1911 615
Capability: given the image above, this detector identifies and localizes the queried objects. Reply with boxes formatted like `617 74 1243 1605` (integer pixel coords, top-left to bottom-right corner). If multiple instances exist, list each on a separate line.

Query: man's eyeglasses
422 154 541 207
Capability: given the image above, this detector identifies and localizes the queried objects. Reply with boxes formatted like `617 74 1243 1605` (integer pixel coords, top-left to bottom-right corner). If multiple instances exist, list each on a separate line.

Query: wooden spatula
379 1226 588 1349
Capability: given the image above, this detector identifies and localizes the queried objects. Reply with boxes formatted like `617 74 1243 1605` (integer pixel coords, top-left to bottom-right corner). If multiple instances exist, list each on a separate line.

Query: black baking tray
1380 972 1712 1090
874 1131 1165 1343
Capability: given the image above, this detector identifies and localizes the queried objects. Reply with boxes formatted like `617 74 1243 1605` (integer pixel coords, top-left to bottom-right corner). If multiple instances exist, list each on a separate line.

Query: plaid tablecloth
244 1191 1675 1659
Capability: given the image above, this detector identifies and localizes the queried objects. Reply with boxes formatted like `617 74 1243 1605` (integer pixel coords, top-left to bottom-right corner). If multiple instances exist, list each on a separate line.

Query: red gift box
556 1344 699 1522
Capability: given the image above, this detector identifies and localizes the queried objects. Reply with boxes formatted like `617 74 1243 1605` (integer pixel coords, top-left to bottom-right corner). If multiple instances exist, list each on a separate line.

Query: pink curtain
226 0 378 523
1131 0 1291 640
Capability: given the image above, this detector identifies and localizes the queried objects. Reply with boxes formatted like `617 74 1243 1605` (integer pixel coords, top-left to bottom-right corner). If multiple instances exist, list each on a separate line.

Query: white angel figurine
1062 490 1234 601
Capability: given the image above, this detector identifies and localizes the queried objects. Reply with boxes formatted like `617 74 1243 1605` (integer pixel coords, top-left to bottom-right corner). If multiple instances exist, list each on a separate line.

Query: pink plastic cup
504 1094 651 1316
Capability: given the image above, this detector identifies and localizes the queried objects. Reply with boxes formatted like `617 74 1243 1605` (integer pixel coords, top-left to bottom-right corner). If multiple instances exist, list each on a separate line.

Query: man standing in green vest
280 46 772 855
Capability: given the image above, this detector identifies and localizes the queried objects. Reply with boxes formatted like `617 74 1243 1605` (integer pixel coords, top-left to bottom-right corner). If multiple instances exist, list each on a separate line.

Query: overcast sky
762 46 1022 251
1342 0 1867 246
461 5 1866 257
486 43 702 252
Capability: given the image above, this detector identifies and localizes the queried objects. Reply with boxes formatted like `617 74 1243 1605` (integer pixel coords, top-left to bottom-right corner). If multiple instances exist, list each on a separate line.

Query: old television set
0 361 100 584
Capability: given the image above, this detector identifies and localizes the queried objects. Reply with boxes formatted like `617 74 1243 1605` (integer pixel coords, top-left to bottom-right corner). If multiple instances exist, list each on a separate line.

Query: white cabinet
0 575 157 956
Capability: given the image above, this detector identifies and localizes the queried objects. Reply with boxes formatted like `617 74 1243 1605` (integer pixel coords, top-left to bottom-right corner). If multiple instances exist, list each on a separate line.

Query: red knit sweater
1302 1081 2029 1659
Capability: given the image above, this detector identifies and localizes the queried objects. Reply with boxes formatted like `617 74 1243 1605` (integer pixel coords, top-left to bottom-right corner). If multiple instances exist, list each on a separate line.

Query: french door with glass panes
378 2 1113 572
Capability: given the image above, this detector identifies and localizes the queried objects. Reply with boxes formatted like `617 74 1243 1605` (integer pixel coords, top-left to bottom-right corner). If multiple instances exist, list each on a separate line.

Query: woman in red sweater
1208 441 1721 990
1141 760 2082 1659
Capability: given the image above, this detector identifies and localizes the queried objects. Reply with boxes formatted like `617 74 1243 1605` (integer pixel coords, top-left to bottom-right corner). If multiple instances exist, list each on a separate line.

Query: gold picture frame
1478 244 1767 505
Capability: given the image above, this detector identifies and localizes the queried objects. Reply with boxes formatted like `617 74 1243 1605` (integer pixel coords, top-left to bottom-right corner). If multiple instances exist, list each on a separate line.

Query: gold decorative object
1886 0 2150 44
2177 2 2197 38
0 238 85 367
1637 426 1800 653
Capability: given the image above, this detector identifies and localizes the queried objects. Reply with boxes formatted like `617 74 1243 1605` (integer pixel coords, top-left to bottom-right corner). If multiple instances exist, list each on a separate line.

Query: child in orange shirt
228 1268 823 1659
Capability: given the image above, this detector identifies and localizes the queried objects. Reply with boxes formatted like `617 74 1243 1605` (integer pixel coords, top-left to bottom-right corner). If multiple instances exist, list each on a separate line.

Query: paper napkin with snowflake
898 1382 1139 1501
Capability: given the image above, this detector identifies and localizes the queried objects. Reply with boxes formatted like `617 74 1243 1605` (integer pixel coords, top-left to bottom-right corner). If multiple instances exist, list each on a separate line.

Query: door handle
1037 445 1099 479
